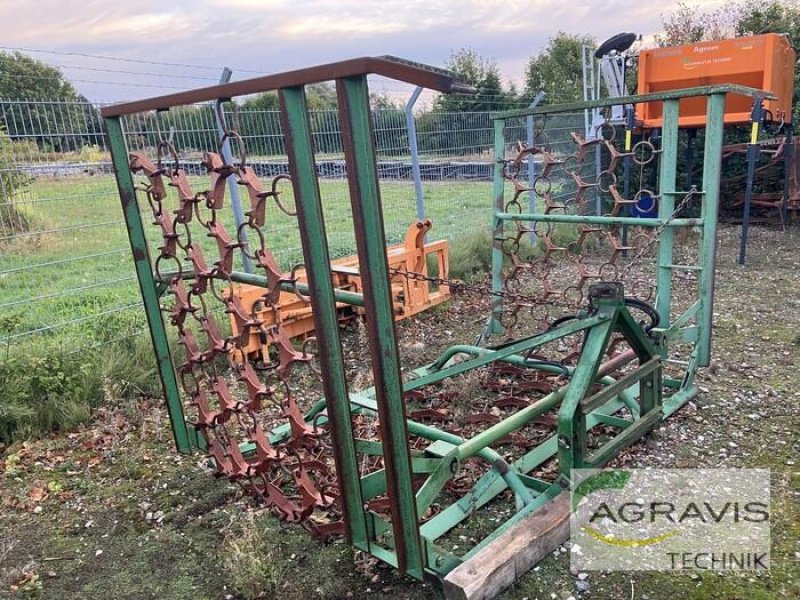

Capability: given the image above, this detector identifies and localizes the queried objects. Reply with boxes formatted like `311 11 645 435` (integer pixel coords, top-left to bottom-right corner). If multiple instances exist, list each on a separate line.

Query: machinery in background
584 32 795 264
230 220 451 363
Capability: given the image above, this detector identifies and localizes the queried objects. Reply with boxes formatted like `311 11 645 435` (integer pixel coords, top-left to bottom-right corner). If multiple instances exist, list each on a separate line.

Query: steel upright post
278 86 368 549
214 68 253 274
697 93 726 366
655 100 680 327
105 117 195 454
490 118 507 336
739 97 765 265
336 75 424 578
405 86 426 223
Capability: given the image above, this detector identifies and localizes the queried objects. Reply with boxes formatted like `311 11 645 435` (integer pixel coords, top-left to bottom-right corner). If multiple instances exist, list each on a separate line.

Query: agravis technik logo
570 469 770 571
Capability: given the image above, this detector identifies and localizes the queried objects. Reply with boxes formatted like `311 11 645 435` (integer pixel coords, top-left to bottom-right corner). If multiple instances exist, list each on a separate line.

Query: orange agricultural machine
229 220 450 363
637 33 795 127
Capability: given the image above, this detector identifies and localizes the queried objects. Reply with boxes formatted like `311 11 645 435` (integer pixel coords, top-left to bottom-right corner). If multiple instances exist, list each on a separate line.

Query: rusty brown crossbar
100 55 475 118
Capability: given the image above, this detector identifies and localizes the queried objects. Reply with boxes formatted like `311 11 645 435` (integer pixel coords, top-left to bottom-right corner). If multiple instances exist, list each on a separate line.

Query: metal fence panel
0 98 587 350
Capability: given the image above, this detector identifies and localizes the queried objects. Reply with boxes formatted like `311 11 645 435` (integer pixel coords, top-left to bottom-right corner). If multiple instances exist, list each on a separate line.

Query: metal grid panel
1 98 585 349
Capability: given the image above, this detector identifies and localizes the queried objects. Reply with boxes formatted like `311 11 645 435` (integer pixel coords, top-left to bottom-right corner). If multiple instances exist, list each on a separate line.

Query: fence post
215 67 253 273
405 86 426 223
526 91 545 243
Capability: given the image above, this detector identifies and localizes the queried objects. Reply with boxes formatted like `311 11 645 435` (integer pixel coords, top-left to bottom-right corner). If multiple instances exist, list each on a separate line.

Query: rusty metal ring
504 198 522 214
563 286 584 308
219 130 247 170
237 221 266 260
174 218 193 252
632 140 657 166
503 273 523 296
270 174 297 216
301 337 322 375
500 308 519 331
633 189 657 213
599 262 619 281
154 252 183 282
533 175 551 196
208 269 235 305
503 158 522 181
595 121 616 142
193 198 218 228
289 264 311 303
562 154 581 176
531 221 553 240
631 279 655 301
597 170 617 193
178 363 203 396
533 129 549 149
528 302 549 323
146 190 164 218
501 236 520 257
157 139 180 173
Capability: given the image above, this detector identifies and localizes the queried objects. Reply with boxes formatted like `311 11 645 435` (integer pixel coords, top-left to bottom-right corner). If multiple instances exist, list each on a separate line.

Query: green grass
0 174 500 345
0 172 497 440
0 170 571 440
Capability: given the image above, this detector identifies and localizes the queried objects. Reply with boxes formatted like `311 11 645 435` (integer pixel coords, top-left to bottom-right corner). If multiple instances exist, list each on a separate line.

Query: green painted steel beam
495 212 702 228
226 270 366 307
490 118 506 336
104 117 195 454
408 316 606 390
419 394 632 548
492 84 774 119
278 85 368 548
697 93 726 367
336 74 424 578
655 100 680 330
455 388 566 460
557 317 615 473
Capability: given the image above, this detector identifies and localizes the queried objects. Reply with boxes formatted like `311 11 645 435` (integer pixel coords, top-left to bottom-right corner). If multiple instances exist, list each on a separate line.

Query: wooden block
443 493 571 600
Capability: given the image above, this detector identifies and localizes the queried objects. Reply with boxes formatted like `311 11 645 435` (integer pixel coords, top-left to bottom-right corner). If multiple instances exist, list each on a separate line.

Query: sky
0 0 727 104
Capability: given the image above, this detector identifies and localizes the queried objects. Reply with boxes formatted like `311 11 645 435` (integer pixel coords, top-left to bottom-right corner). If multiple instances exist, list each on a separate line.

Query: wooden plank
443 493 571 600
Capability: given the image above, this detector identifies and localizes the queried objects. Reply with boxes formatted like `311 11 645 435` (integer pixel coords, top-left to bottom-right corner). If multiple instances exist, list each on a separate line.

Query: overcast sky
0 0 726 103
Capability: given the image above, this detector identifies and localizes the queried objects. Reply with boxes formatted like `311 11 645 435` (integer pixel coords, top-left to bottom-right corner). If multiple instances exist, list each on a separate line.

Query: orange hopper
637 33 795 128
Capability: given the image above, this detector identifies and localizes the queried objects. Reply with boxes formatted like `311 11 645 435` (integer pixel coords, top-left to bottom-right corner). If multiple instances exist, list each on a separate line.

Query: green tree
0 51 79 101
658 0 800 124
435 48 515 112
241 83 337 112
524 32 596 103
241 91 280 112
656 3 720 46
0 52 90 151
0 127 33 235
735 0 800 124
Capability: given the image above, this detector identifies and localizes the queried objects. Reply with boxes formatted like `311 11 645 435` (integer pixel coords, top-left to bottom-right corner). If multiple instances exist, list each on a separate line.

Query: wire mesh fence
0 98 587 352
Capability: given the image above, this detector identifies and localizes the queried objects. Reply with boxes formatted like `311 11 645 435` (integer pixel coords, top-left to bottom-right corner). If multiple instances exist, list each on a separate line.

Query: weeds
0 333 159 444
222 513 285 600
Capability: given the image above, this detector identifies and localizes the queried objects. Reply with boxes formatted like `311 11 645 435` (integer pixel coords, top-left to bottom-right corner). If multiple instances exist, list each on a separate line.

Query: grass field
0 174 499 349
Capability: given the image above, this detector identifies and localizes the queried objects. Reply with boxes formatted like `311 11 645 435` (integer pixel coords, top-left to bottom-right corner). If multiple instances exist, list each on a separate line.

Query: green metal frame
103 71 766 584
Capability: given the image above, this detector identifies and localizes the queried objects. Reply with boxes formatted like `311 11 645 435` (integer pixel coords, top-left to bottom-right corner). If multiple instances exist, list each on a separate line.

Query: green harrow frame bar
102 59 767 598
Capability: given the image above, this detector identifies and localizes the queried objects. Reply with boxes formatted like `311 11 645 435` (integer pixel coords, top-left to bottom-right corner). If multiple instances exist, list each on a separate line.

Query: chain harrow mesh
495 126 696 334
130 129 344 538
129 114 695 538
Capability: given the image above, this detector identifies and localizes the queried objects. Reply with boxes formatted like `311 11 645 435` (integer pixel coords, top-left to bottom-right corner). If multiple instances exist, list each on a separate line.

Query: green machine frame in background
102 58 768 597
